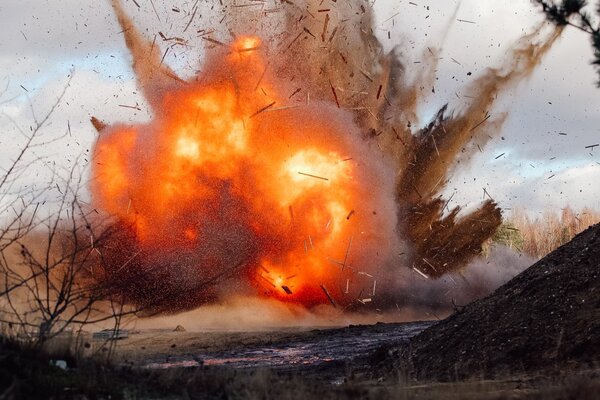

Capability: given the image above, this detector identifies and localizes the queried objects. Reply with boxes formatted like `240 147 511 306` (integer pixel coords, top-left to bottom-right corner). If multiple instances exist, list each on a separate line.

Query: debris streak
90 1 566 313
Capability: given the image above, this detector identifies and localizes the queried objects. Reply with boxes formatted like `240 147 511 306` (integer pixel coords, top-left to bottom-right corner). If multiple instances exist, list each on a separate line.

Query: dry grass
3 334 599 399
373 369 600 400
499 207 600 259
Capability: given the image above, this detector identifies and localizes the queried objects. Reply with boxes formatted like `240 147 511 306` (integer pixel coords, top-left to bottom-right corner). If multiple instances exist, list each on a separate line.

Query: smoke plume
88 0 563 314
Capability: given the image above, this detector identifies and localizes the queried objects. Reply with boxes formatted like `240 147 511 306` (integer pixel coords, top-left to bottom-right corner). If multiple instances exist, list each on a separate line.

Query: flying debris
89 0 566 313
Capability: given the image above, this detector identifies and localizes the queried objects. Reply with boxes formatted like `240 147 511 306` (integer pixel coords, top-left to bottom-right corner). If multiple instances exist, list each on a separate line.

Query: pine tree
535 0 600 86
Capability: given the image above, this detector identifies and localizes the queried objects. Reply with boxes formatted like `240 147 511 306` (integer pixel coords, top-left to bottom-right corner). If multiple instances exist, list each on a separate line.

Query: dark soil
128 321 430 372
379 223 600 382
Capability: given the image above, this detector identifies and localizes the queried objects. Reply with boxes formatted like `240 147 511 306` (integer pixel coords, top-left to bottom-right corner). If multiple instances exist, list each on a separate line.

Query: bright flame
234 36 261 52
92 36 397 310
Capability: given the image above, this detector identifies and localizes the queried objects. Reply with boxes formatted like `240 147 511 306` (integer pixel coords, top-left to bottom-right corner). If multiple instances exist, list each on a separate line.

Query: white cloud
445 157 600 215
0 0 598 214
0 69 146 204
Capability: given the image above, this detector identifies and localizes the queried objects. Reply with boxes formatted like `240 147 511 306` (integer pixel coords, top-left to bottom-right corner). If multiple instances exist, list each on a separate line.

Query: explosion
90 0 563 314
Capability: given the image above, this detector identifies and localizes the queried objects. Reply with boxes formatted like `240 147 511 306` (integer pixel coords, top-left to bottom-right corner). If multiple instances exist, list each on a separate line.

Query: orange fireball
92 36 397 311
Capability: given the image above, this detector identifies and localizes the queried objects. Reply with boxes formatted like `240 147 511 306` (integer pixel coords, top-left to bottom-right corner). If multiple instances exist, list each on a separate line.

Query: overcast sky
1 0 599 216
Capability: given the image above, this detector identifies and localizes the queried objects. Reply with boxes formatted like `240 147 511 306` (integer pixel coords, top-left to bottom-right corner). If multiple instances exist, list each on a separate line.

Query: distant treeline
491 207 600 259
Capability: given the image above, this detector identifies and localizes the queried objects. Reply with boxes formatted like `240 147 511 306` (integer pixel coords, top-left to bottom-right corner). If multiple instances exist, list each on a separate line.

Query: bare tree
0 76 135 347
0 76 72 259
2 170 120 342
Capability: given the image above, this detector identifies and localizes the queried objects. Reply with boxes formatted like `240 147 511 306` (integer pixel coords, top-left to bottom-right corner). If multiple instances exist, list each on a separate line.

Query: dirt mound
384 223 600 381
173 325 186 332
